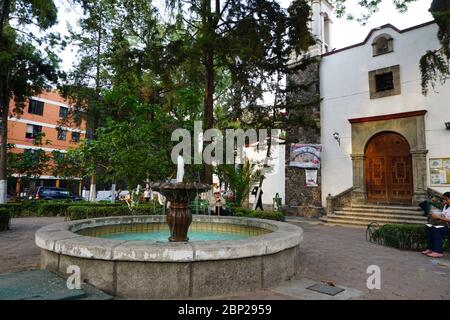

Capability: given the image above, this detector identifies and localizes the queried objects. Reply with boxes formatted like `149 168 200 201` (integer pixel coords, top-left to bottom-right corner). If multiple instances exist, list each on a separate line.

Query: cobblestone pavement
1 218 449 299
218 222 450 300
0 217 65 275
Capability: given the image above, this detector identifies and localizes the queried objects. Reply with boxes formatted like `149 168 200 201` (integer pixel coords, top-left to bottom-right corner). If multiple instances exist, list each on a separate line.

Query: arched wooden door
365 132 413 204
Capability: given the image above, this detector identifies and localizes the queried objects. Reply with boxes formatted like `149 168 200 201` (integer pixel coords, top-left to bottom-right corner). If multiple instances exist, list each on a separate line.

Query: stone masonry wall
284 60 323 217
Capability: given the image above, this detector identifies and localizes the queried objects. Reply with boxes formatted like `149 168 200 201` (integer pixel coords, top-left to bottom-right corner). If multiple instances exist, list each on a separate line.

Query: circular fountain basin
36 215 303 299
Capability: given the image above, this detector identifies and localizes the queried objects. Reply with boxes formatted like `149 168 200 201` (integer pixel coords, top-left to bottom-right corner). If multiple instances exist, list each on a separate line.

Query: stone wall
285 60 323 217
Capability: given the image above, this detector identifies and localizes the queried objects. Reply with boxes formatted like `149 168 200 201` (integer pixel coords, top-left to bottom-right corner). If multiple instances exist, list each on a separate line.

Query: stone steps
349 204 422 211
322 204 427 228
333 211 426 221
336 207 422 216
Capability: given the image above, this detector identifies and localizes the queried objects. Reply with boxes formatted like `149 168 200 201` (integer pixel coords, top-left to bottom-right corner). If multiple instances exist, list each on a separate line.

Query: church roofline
321 20 436 57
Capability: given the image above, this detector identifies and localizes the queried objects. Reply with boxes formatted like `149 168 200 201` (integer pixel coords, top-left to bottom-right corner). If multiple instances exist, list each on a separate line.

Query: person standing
209 190 227 216
251 186 264 211
144 187 152 203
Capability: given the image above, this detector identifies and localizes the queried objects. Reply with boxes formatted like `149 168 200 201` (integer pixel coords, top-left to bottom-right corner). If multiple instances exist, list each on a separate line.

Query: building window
57 128 67 141
73 108 83 126
375 72 394 92
28 99 44 116
372 34 393 56
25 124 42 139
368 65 400 99
71 132 80 142
59 106 69 118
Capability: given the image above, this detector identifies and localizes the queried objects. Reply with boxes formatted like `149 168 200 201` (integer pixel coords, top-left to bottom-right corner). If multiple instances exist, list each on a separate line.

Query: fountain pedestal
150 182 210 242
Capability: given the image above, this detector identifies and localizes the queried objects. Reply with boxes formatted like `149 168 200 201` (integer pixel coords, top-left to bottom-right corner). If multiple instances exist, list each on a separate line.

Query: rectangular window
57 128 67 141
59 106 69 118
71 132 80 142
25 124 42 139
375 72 394 92
73 108 83 125
28 99 44 116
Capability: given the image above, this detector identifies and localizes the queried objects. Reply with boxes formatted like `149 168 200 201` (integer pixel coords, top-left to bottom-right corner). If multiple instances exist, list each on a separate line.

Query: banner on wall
305 169 318 187
289 144 322 169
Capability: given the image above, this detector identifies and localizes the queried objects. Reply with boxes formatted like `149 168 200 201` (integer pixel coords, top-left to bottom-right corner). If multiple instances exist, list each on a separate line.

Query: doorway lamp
333 132 341 146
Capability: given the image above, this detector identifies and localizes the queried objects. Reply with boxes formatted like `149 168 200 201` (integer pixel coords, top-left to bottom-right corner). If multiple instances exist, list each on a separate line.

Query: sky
51 0 433 72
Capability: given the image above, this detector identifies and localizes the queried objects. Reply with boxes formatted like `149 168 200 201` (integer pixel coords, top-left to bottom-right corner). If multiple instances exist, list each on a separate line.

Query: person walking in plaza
422 192 450 258
251 186 264 211
144 186 152 203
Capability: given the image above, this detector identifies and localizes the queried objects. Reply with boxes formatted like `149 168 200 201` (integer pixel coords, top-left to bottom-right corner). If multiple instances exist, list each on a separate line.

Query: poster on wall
429 158 450 186
305 169 318 187
289 144 322 169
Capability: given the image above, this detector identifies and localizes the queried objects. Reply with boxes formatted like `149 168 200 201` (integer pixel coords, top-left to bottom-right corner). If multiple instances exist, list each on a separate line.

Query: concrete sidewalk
1 217 449 299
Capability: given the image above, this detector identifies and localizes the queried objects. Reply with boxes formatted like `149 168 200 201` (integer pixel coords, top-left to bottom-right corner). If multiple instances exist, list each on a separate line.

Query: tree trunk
88 173 96 202
201 45 214 184
0 0 11 203
87 12 103 200
0 69 10 204
0 0 11 42
110 182 116 203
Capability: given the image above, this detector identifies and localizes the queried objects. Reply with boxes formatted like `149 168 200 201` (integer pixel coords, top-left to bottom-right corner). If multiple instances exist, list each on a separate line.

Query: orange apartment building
7 91 86 197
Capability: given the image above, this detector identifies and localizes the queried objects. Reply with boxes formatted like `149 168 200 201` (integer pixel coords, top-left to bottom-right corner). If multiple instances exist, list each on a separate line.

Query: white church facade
320 20 449 204
285 0 450 224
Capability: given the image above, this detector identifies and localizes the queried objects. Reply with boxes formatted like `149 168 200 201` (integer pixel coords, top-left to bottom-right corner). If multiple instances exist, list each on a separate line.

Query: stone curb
35 215 303 262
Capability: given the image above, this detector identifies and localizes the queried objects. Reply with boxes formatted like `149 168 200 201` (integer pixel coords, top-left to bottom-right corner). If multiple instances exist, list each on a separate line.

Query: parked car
31 187 83 201
6 194 14 202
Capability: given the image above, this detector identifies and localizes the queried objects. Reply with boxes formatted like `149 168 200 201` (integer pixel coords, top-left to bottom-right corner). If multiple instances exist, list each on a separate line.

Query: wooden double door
365 132 413 204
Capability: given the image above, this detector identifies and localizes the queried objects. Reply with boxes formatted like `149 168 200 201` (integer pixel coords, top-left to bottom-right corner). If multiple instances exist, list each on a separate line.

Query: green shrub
370 224 449 251
233 207 285 221
0 203 25 217
0 208 11 231
3 200 124 217
67 204 163 220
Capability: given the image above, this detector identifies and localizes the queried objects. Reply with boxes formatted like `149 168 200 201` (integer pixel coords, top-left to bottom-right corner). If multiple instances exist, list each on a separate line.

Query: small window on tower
372 34 393 56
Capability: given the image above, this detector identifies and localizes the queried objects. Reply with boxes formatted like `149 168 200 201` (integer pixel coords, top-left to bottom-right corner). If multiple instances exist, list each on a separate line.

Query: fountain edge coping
35 215 303 262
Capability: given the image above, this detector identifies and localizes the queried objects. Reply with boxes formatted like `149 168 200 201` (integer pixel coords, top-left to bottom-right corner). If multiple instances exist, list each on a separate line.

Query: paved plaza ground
1 217 449 300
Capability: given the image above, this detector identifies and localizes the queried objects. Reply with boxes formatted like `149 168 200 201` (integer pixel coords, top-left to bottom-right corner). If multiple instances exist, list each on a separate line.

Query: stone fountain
150 181 210 242
35 154 303 299
150 155 210 242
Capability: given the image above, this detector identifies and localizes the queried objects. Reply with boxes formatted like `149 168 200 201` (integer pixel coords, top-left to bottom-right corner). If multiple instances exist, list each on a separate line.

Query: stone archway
364 132 413 204
348 110 428 205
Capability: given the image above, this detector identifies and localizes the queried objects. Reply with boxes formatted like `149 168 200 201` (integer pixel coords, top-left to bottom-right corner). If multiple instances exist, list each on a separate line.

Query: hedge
0 208 11 231
66 204 163 220
2 201 124 217
369 224 449 251
233 207 285 221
